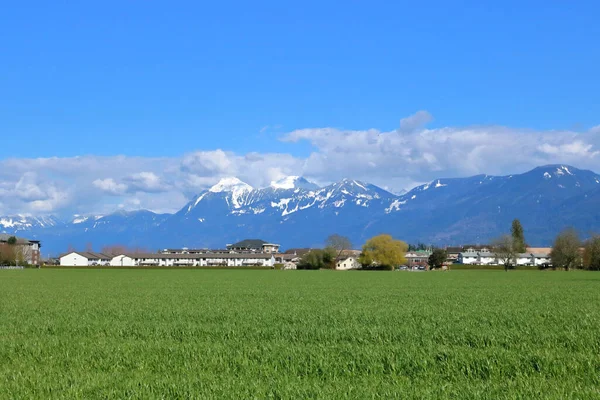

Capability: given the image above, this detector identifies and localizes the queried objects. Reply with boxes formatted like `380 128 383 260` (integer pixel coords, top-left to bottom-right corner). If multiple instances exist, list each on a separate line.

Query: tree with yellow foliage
359 234 407 270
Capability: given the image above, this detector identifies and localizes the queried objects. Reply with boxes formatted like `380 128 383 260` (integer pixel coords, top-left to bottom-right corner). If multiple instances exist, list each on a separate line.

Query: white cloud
399 110 433 132
0 111 599 216
93 178 128 195
123 172 167 193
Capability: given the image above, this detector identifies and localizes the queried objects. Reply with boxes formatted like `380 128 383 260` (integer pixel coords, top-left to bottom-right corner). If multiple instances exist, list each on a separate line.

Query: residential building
59 251 111 266
0 234 41 265
405 250 431 267
336 256 360 270
458 251 479 264
226 239 280 253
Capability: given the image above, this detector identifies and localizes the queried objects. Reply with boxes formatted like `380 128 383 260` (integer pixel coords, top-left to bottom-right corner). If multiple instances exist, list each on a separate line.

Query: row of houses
403 246 553 267
59 239 291 267
457 247 552 266
60 251 292 267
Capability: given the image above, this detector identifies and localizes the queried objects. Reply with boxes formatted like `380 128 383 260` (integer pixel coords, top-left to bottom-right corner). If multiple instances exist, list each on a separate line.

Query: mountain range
2 165 600 256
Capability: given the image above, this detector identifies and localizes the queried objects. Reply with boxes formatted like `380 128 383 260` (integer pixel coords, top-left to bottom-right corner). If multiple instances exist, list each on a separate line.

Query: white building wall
336 257 360 270
460 255 478 264
110 255 136 267
60 252 89 267
534 256 550 266
479 256 497 265
516 256 532 266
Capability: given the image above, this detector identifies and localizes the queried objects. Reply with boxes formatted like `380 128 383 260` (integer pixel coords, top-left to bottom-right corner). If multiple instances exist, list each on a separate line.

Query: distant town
0 237 573 271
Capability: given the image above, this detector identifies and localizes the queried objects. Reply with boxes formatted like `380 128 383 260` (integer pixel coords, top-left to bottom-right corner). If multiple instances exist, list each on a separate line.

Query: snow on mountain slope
270 176 320 190
0 215 60 231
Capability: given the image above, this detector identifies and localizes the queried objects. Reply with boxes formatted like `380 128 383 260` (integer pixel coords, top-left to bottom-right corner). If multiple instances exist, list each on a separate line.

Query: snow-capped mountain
2 165 600 255
0 215 60 231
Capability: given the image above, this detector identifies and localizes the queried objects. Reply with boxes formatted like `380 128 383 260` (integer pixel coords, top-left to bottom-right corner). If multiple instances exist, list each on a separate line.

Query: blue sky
1 1 599 215
2 1 599 158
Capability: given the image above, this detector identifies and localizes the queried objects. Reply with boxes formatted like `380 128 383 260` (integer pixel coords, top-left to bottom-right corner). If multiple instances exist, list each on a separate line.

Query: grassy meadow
0 269 599 399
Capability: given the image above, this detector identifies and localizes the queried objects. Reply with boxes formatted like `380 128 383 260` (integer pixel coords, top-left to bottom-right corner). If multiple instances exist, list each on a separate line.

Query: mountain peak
270 176 319 190
209 177 253 193
531 164 581 179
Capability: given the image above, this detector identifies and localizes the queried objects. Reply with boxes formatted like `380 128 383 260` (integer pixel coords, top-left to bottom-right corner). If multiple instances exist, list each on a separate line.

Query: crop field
1 269 599 399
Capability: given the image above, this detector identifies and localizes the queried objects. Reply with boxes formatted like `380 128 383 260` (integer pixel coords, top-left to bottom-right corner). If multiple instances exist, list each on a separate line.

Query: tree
428 249 447 270
101 245 131 256
297 248 335 270
511 219 526 253
7 236 17 245
550 228 581 271
583 235 600 271
359 234 407 270
493 235 516 271
0 243 16 266
325 234 352 264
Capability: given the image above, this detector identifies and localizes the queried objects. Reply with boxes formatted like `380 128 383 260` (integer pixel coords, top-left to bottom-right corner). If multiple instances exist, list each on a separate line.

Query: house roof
59 251 112 260
227 239 268 249
526 247 552 256
0 233 36 245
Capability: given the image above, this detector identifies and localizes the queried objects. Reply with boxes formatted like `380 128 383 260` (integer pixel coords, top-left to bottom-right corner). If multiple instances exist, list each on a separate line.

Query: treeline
298 220 600 271
297 234 409 271
488 219 599 271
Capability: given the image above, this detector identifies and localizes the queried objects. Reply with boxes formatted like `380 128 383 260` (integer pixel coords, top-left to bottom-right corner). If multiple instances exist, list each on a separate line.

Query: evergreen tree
511 219 526 253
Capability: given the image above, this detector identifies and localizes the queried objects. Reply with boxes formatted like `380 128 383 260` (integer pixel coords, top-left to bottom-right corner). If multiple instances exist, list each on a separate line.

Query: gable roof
59 251 112 260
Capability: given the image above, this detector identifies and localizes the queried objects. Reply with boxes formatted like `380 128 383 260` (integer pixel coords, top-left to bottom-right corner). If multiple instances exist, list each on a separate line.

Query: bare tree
493 235 516 271
101 244 131 256
325 234 353 266
550 228 581 271
0 243 16 266
583 235 600 271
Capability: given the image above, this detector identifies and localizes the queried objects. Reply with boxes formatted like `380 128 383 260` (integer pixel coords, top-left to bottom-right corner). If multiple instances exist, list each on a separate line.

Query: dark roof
445 246 463 253
0 233 37 245
227 239 268 249
59 251 112 259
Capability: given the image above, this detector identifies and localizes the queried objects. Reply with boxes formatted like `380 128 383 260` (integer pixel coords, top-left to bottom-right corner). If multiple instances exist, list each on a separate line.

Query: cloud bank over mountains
1 111 599 216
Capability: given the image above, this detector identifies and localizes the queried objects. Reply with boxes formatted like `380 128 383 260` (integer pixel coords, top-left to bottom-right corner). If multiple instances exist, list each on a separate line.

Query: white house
531 253 551 266
336 256 361 270
478 252 497 265
59 251 111 266
515 253 533 266
458 252 479 264
110 254 136 267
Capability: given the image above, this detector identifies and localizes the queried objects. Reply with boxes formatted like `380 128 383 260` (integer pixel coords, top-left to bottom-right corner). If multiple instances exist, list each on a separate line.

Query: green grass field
1 270 599 399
